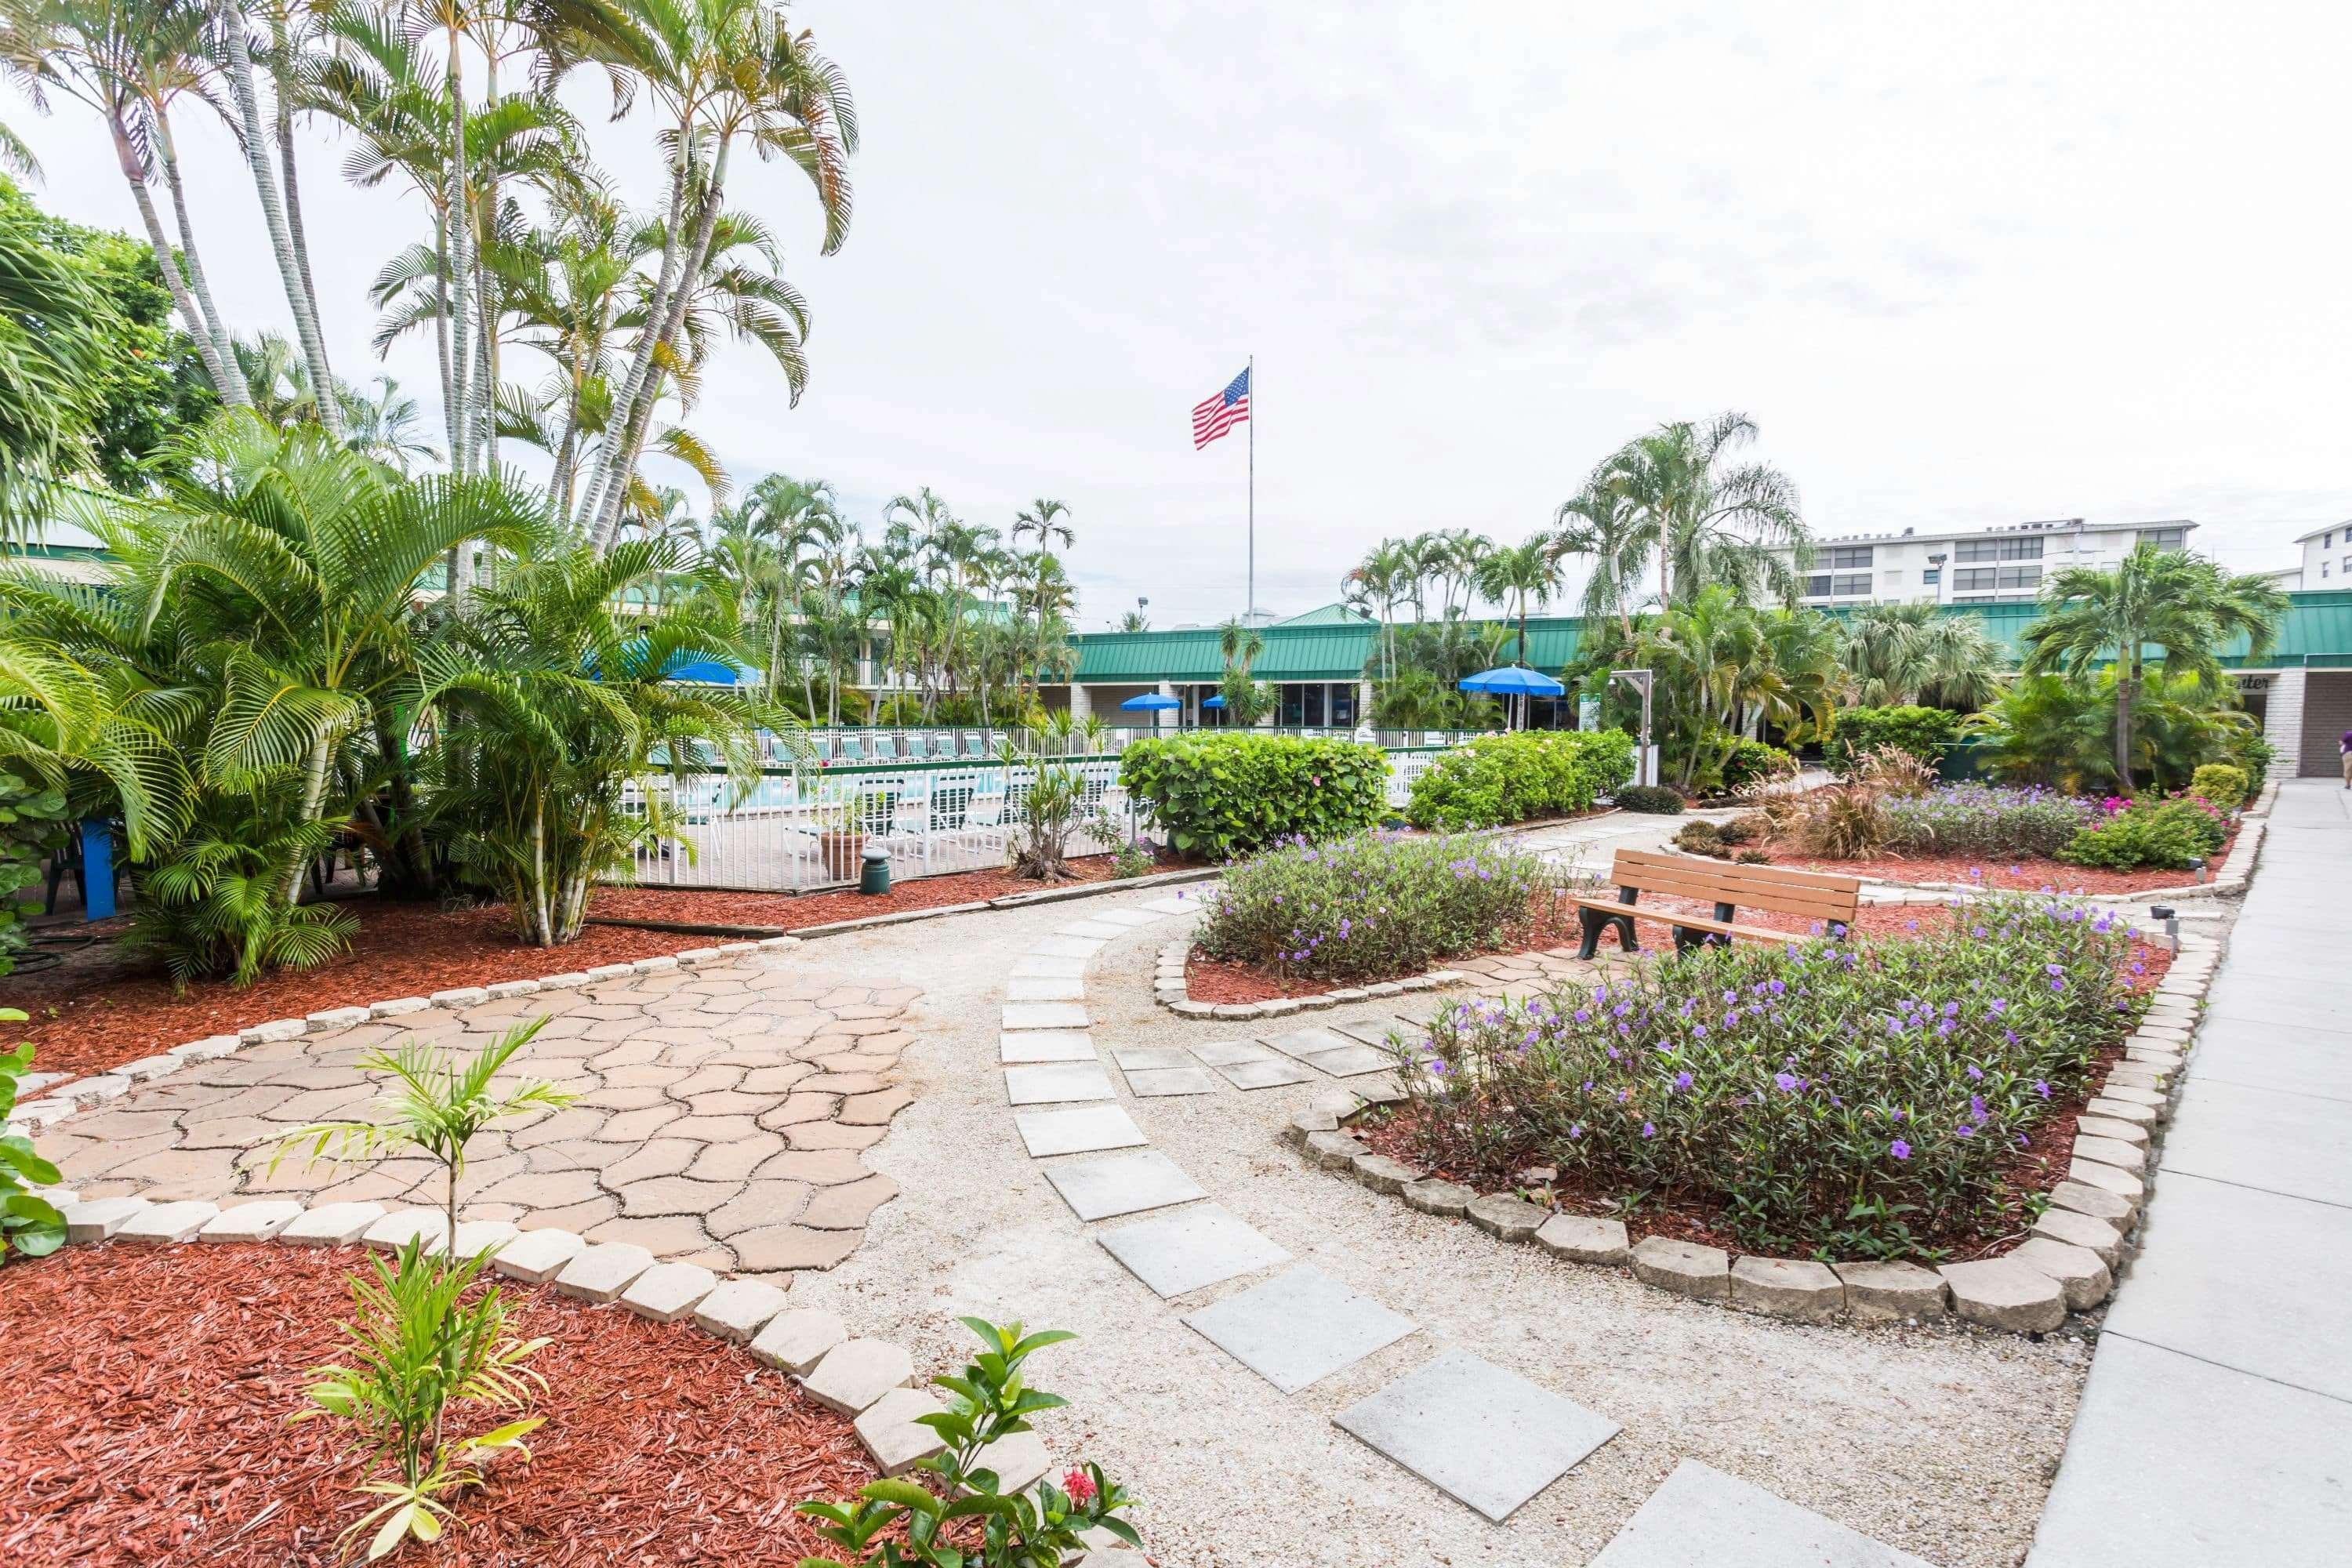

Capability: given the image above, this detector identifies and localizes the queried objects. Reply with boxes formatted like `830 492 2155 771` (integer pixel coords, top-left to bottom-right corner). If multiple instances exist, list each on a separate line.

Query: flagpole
1247 354 1255 623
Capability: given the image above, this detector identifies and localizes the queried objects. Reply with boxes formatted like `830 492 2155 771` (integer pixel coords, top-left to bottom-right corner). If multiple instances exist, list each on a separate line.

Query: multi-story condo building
1778 517 2196 608
2281 522 2352 589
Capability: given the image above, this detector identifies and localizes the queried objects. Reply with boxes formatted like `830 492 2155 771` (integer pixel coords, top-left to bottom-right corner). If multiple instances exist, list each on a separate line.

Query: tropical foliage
1404 728 1634 830
1396 895 2150 1256
1119 732 1387 859
1843 601 2003 712
1195 831 1552 985
1964 670 2257 797
1824 705 1960 776
0 1018 66 1261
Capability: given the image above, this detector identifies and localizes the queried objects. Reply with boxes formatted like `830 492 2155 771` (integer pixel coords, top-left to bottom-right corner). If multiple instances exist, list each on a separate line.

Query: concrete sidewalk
2027 779 2352 1568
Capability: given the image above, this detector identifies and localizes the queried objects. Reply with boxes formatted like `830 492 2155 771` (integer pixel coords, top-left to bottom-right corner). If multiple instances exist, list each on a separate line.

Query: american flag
1192 366 1250 449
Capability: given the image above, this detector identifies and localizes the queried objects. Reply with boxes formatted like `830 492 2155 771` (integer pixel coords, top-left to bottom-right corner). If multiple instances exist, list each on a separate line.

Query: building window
1301 682 1325 727
1922 567 1941 586
2328 562 2336 579
1834 573 1871 596
2140 527 2187 551
1955 536 2044 563
1826 545 1874 569
1804 574 1830 597
2328 532 2336 549
1998 564 2041 591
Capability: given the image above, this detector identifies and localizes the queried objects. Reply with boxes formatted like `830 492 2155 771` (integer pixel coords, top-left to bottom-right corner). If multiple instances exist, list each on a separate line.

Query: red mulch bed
1756 823 2240 895
3 856 1164 1083
0 1242 877 1566
1352 906 2174 1261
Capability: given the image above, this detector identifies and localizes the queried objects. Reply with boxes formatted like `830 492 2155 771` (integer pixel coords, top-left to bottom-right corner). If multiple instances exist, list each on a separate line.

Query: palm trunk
284 734 332 903
580 131 695 538
2115 664 2137 792
107 108 245 410
443 27 473 477
433 212 458 461
269 12 325 349
592 137 735 550
148 107 249 408
215 1 341 438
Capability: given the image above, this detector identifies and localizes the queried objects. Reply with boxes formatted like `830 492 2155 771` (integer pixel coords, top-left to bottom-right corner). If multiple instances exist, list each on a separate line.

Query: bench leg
1579 905 1640 961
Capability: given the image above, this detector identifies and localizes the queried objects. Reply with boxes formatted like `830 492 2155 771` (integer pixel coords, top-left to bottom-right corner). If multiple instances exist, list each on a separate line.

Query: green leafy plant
1403 728 1635 830
268 1018 572 1249
1 1014 65 1261
1119 733 1387 859
1611 784 1683 815
1194 831 1550 983
797 1317 1141 1568
295 1241 550 1562
0 770 67 977
2188 764 2248 811
127 782 358 989
1715 737 1795 794
1400 895 2146 1253
1825 706 1959 777
1673 819 1726 858
1006 760 1112 884
2057 804 2206 871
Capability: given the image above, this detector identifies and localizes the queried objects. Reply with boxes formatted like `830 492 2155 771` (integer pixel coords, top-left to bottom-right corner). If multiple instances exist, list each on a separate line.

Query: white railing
621 744 1458 892
781 724 1492 766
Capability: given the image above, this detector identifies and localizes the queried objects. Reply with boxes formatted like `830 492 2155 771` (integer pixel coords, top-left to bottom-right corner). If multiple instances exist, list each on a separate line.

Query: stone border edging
1152 935 1468 1022
1281 920 2218 1338
28 1192 1048 1492
5 938 811 1134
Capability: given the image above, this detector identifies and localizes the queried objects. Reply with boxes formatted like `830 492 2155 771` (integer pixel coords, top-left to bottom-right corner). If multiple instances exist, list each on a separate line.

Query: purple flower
1889 1138 1912 1160
1674 1071 1693 1091
1956 1123 1977 1138
1692 1023 1708 1037
1641 1122 1656 1138
1573 1008 1590 1023
1773 1072 1800 1092
1569 1123 1584 1139
1965 1064 1984 1081
1942 1001 1959 1018
1970 1094 1987 1119
2033 1080 2050 1098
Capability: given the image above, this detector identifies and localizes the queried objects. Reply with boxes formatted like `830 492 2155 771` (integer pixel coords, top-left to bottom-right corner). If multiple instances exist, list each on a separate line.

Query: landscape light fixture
1610 668 1655 786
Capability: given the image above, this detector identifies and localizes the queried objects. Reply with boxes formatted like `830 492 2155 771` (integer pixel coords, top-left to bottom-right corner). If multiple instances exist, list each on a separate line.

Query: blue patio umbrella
1201 694 1226 708
1120 693 1182 711
1457 665 1565 696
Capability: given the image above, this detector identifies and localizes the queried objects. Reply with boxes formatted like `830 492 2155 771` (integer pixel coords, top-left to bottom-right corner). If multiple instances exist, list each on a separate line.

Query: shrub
2228 729 2275 793
1733 848 1773 864
129 783 357 990
2147 796 2228 855
1673 820 1726 858
1879 784 2098 860
2058 805 2207 870
1 1022 66 1261
1613 784 1683 815
1398 895 2144 1254
0 771 68 978
1120 733 1386 859
798 1319 1140 1568
2189 764 2248 811
1827 706 1958 776
1404 729 1635 831
1717 739 1796 793
1718 812 1773 846
1796 781 1889 858
1194 831 1549 982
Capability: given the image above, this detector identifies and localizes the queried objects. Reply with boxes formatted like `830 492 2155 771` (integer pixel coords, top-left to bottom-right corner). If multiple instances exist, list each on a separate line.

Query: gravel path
773 852 2099 1568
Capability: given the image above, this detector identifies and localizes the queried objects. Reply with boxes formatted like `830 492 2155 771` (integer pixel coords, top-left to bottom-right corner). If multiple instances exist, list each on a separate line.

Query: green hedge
1119 733 1388 859
1827 706 1960 776
1404 729 1636 830
1717 737 1795 793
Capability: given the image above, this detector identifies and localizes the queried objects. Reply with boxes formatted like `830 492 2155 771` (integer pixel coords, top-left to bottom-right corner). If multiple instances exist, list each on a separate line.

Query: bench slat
1600 866 1858 924
1615 848 1862 896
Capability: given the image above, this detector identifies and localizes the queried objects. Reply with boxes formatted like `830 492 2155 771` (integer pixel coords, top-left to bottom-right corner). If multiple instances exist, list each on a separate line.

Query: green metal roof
1271 601 1377 627
1069 592 2352 682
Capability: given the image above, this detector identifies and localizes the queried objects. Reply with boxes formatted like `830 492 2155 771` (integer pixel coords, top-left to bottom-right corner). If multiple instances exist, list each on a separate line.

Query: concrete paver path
2028 779 2352 1568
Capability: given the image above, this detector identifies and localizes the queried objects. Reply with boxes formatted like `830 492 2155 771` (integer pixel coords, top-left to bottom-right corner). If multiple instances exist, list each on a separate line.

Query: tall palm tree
1846 600 2004 711
1551 482 1646 640
1589 411 1809 612
1474 537 1562 667
1218 615 1265 678
1343 539 1412 679
2021 543 2287 789
343 374 441 474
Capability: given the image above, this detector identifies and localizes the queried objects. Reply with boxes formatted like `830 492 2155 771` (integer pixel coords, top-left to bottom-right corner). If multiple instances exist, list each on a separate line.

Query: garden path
35 951 924 1276
2028 777 2351 1568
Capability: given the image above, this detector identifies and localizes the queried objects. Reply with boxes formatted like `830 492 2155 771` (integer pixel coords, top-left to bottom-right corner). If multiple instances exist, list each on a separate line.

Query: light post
1610 667 1655 787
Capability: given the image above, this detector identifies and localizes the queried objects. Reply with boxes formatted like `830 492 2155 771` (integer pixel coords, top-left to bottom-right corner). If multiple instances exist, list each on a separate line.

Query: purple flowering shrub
1399 895 2144 1256
1876 783 2099 859
1193 832 1550 982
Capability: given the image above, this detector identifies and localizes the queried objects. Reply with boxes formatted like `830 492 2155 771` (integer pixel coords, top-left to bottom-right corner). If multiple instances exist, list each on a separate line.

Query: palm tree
1551 482 1646 640
2020 543 2287 789
1846 600 2004 711
1218 616 1265 677
1011 496 1073 688
343 375 442 474
1343 539 1412 679
1474 537 1562 667
1589 411 1809 611
1116 609 1148 633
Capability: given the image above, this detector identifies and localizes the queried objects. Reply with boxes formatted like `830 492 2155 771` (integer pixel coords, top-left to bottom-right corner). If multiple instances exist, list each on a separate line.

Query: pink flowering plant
796 1317 1138 1568
1397 895 2146 1257
1194 831 1552 984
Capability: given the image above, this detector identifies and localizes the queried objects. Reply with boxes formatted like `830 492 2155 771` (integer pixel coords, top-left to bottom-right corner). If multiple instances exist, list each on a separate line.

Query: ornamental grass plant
1193 831 1552 984
1878 784 2098 859
1397 895 2147 1257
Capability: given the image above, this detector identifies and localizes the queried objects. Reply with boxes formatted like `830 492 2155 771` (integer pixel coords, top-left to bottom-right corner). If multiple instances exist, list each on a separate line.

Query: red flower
1062 1467 1097 1505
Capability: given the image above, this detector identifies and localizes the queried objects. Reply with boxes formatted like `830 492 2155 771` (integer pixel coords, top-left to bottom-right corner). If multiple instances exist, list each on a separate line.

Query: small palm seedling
266 1017 573 1247
797 1317 1142 1568
296 1240 550 1561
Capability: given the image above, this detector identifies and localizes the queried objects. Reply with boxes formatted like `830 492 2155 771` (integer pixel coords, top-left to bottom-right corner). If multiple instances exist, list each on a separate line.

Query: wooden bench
1566 848 1863 960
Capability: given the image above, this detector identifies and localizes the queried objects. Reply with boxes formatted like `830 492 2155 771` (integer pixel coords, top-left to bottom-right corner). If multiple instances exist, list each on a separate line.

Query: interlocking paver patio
32 951 922 1279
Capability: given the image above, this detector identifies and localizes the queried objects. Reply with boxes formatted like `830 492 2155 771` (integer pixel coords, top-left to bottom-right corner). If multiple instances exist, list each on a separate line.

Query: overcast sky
15 2 2348 626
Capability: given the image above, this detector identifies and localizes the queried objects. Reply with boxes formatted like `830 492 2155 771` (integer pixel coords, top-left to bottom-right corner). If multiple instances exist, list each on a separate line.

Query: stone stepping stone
1334 1348 1621 1522
1043 1150 1207 1221
1004 1002 1091 1032
1025 937 1106 962
1098 1205 1290 1298
1181 1265 1417 1393
1207 1055 1316 1091
1263 1029 1360 1062
1087 907 1168 928
1008 977 1087 1003
1000 1030 1098 1064
1126 1067 1221 1097
1011 955 1091 979
1303 1044 1399 1078
1014 1104 1150 1158
1138 896 1200 914
1189 1040 1277 1067
1005 1062 1116 1105
1590 1459 1936 1567
1110 1046 1194 1070
1058 919 1131 940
